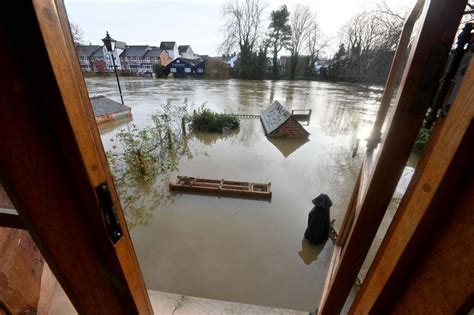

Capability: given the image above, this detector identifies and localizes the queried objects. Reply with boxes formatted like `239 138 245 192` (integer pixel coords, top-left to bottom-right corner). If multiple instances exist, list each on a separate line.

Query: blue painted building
167 57 206 77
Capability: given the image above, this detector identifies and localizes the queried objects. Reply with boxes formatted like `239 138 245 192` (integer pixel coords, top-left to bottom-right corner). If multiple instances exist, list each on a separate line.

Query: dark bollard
181 117 187 136
304 194 332 244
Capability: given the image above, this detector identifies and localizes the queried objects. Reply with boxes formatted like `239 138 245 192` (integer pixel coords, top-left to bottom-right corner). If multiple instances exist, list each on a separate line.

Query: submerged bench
169 176 272 200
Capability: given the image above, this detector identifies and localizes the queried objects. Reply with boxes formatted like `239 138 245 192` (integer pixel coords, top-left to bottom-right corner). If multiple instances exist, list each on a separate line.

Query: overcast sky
65 0 416 56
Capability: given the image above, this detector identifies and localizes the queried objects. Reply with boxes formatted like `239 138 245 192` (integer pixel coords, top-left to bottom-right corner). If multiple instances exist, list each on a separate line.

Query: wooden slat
0 1 152 314
366 0 425 151
351 56 474 314
317 1 467 313
386 177 474 314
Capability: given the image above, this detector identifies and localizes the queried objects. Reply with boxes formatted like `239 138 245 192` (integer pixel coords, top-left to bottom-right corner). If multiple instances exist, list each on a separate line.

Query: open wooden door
0 1 153 313
317 0 469 313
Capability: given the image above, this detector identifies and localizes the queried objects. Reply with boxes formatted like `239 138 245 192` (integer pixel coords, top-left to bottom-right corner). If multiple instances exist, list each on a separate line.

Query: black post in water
111 54 124 105
102 31 124 105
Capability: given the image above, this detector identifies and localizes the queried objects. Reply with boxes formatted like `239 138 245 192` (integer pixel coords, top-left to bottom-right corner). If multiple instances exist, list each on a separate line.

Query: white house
178 45 196 59
103 40 126 71
160 42 179 60
224 55 238 68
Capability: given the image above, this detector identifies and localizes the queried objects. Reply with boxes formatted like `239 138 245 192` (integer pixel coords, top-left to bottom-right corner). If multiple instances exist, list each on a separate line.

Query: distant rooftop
120 45 150 57
178 45 190 54
90 46 105 58
144 46 162 58
160 41 176 50
76 45 102 57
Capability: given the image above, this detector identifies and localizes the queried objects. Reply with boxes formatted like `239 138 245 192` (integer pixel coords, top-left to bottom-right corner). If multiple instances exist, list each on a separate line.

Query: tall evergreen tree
268 5 291 79
334 43 346 60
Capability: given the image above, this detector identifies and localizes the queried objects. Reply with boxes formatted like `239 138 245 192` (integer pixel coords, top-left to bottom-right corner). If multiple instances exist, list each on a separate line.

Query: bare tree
335 2 406 81
69 22 84 46
220 0 266 79
306 19 329 76
374 1 405 50
289 4 313 79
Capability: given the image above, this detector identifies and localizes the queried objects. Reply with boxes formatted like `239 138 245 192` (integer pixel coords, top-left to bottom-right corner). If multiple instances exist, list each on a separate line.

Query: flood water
85 77 405 311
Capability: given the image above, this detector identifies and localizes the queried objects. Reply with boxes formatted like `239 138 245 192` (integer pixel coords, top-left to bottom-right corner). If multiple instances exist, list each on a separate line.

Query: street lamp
102 31 124 105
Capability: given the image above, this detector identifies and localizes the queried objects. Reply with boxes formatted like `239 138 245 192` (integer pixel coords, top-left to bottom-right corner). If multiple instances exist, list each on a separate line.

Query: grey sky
65 0 415 56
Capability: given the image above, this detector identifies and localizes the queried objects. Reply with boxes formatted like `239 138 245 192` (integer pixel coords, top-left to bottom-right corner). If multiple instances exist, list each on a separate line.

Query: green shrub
413 127 432 153
153 64 168 78
191 107 240 132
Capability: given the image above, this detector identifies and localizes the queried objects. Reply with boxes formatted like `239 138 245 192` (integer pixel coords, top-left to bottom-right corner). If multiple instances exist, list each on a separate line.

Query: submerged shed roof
90 96 131 117
260 101 292 134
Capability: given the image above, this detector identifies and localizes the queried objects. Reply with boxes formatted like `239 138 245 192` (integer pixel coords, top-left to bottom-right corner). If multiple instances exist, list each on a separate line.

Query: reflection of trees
234 120 260 147
269 81 276 104
190 130 235 146
302 140 362 231
322 105 361 137
237 80 270 113
118 174 173 230
285 83 295 107
112 134 200 230
191 119 261 149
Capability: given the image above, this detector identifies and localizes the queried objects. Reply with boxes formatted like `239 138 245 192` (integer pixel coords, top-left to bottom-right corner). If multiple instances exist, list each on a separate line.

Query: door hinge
96 183 123 244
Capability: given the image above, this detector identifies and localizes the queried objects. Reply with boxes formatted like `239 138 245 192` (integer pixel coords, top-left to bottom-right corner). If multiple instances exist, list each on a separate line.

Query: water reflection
85 77 383 311
120 175 173 229
267 137 310 158
298 238 326 265
191 130 236 146
285 83 295 106
97 116 132 134
115 134 201 230
269 81 276 104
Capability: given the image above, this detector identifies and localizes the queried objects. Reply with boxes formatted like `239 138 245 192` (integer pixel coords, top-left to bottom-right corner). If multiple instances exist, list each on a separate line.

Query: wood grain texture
0 228 43 314
351 57 474 314
387 134 474 315
318 1 467 313
0 1 152 313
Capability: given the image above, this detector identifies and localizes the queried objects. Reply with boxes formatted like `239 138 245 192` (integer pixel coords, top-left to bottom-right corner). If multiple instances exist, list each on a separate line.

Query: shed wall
269 118 309 138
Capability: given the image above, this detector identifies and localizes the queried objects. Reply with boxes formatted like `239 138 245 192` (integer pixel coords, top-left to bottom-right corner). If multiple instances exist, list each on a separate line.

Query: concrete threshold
49 285 307 315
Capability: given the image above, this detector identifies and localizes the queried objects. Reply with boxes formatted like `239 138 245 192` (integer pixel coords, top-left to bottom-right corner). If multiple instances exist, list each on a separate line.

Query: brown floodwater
86 77 412 312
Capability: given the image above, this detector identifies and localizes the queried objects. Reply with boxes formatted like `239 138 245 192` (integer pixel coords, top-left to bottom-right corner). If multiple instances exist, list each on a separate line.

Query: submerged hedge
191 107 240 132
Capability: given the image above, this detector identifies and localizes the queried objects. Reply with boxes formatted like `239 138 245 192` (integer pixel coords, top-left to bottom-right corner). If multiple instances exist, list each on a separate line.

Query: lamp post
102 31 124 105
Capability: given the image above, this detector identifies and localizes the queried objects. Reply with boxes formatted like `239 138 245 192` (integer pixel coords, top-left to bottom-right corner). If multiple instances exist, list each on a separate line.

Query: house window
170 68 177 73
184 68 191 73
197 68 204 73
